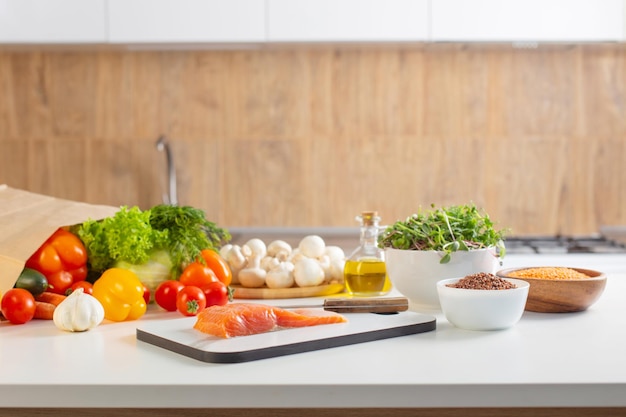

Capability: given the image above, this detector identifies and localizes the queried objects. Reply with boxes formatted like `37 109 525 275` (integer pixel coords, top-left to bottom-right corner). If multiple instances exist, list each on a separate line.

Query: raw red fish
193 303 348 338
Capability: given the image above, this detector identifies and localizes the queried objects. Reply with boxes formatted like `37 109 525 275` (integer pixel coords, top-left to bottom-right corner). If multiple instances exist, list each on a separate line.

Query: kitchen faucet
155 135 178 206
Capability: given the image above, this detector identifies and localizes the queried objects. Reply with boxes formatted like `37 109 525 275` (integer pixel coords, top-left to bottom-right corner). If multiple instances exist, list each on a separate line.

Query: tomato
68 265 88 282
176 286 206 316
46 270 74 295
142 284 151 304
1 288 36 324
66 281 93 296
154 280 185 312
200 281 230 307
179 262 218 288
200 249 233 286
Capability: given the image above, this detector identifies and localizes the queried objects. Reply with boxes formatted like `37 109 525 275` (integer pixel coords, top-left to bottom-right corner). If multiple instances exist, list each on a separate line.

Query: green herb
149 204 231 276
73 204 230 277
378 204 507 264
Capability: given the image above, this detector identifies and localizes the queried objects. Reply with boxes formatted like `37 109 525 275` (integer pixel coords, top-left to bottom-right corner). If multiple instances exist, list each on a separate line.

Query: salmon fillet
193 303 348 338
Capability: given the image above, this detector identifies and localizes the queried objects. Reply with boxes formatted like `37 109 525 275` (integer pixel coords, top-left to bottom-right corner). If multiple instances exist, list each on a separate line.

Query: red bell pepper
26 228 88 295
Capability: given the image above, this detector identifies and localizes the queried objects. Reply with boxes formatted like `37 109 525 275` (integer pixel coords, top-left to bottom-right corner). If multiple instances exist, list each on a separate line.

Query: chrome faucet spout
155 135 178 206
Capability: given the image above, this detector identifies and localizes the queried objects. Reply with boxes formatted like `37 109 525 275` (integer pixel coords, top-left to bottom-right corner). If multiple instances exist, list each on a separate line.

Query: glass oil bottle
344 211 392 296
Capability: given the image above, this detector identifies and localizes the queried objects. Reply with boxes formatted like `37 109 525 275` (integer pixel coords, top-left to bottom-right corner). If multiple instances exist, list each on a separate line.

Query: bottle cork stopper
361 211 379 226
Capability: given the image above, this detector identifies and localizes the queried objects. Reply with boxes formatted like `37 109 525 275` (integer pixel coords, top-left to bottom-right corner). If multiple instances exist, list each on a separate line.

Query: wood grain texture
1 45 625 235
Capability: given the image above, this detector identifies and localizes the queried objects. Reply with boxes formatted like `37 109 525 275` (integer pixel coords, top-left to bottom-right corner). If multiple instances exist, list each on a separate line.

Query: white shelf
0 0 107 43
0 0 624 47
107 0 265 44
267 0 429 42
431 0 625 42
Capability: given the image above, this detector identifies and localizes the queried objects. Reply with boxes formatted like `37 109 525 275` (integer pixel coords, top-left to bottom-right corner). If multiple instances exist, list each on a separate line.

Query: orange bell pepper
26 228 88 295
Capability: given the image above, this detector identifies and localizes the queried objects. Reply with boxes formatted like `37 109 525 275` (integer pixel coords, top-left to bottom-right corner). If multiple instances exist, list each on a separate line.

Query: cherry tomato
142 284 151 304
46 270 74 295
66 281 93 296
176 286 207 316
154 280 185 312
179 262 218 288
200 249 233 286
200 281 230 307
68 265 88 282
1 288 36 324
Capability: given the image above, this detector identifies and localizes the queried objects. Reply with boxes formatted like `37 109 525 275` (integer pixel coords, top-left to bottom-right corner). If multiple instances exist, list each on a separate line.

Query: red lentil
447 272 517 290
507 267 590 280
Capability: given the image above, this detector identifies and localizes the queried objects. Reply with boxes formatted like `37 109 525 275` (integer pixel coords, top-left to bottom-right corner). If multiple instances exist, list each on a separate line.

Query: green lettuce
74 205 230 279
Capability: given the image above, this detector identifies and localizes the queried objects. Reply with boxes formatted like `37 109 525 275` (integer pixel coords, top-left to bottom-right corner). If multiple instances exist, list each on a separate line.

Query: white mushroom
224 245 247 270
260 255 280 271
267 240 292 261
219 244 233 260
244 238 267 258
317 254 332 281
265 261 295 289
298 235 326 258
293 258 325 287
288 248 305 264
329 259 346 284
238 255 267 288
223 244 247 285
324 245 346 262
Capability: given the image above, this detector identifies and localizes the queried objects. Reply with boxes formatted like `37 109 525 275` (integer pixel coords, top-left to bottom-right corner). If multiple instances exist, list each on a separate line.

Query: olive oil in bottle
344 211 392 296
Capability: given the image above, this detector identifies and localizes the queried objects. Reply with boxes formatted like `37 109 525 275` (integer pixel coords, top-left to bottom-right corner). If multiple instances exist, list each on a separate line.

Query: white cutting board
137 311 436 363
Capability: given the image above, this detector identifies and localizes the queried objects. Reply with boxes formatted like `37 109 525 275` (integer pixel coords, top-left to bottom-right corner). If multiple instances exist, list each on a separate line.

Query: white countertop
1 254 625 409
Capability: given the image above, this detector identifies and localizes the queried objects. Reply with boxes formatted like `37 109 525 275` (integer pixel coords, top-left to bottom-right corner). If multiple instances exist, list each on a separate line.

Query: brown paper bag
0 185 119 295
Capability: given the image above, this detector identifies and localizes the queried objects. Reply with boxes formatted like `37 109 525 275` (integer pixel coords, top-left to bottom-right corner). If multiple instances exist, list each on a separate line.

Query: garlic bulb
53 288 105 332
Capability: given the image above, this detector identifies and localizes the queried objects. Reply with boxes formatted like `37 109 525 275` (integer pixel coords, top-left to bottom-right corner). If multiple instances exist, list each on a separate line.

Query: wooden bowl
496 267 607 313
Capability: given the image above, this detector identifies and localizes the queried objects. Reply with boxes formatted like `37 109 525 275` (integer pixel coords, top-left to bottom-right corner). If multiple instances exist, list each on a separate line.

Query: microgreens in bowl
378 204 507 264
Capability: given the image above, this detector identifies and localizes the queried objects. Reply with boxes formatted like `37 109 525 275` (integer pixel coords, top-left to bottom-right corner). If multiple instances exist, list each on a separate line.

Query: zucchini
15 267 48 296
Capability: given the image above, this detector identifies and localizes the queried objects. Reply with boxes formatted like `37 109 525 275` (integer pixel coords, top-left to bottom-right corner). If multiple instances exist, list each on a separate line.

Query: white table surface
1 254 625 409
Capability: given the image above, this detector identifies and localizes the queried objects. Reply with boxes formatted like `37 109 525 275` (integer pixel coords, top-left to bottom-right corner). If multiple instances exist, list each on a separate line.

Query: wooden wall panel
0 45 625 236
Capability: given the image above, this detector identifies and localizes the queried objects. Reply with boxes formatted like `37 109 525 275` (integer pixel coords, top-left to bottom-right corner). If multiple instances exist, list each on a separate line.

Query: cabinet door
0 0 106 43
432 0 624 42
108 0 265 43
268 0 429 42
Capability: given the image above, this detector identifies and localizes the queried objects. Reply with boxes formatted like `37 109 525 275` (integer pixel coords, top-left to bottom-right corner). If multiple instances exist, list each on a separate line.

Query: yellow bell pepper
92 268 147 322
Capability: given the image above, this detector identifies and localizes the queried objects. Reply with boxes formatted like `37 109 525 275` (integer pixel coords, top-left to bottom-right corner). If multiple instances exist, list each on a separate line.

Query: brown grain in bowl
506 267 591 280
447 272 517 290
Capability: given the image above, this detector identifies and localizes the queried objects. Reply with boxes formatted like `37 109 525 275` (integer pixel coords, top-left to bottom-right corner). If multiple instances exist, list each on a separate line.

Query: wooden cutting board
137 311 436 363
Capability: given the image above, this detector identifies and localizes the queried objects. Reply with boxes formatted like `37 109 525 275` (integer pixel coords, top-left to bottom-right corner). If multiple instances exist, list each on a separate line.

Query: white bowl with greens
379 204 506 311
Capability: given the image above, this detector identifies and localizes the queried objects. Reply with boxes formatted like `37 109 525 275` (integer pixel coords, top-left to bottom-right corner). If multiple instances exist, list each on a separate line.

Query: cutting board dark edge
136 315 437 364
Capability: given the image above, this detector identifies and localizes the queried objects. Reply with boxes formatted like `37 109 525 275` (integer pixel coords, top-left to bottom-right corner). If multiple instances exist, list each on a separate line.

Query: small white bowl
436 277 530 331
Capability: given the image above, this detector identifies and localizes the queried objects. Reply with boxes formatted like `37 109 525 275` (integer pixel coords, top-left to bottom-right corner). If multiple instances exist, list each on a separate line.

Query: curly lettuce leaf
76 206 168 273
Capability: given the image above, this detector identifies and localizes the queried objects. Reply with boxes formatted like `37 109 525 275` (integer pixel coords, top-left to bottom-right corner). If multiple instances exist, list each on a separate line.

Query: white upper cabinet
431 0 624 42
0 0 106 43
268 0 429 42
107 0 265 43
1 0 624 46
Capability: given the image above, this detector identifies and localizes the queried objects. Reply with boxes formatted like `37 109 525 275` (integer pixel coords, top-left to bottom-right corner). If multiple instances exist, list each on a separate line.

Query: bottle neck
360 224 380 248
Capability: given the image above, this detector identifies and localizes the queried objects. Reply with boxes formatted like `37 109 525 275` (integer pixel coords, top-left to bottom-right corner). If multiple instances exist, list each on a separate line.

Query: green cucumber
15 267 48 296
